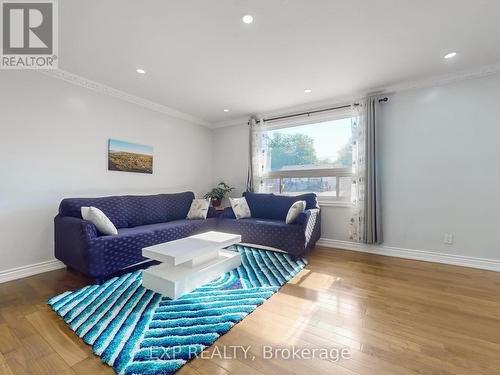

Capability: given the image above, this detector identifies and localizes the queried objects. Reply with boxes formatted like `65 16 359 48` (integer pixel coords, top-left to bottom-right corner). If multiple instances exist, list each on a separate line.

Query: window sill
318 201 352 208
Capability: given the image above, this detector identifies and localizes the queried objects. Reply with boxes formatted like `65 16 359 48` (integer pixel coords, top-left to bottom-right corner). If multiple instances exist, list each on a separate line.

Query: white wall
212 124 249 203
0 71 213 273
379 74 500 260
213 73 500 262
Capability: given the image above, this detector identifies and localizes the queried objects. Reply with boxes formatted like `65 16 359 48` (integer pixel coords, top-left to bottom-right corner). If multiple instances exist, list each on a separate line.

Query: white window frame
263 109 354 205
267 168 352 200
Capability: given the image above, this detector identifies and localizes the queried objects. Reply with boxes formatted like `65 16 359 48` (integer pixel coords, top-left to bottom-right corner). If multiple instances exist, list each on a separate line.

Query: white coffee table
141 231 242 299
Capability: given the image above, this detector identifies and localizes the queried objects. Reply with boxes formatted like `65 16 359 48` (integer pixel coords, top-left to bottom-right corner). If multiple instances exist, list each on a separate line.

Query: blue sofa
218 192 321 257
55 191 321 282
54 192 216 282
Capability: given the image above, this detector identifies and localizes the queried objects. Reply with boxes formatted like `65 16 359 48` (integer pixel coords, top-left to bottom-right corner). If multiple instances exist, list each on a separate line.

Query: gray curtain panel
364 96 383 244
246 117 257 192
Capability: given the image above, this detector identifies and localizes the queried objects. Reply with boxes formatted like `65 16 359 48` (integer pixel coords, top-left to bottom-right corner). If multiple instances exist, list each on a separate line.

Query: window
261 114 353 202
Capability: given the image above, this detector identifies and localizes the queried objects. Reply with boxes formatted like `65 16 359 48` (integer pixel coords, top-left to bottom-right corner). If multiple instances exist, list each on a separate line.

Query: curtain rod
252 97 388 124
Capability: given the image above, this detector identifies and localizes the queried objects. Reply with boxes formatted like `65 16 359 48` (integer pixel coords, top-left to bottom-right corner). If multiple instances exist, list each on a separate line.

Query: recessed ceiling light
304 89 312 93
444 52 457 59
223 109 230 112
242 14 254 24
136 68 146 74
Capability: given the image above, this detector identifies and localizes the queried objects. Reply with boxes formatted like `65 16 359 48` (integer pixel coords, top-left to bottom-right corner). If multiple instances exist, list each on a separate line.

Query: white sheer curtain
349 102 366 242
246 117 269 192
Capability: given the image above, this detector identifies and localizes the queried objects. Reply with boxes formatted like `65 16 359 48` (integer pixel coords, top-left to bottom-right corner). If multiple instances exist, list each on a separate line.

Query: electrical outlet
444 233 454 245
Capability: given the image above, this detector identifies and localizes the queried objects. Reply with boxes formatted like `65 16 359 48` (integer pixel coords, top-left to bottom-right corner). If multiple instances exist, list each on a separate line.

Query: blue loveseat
54 191 321 282
218 192 321 257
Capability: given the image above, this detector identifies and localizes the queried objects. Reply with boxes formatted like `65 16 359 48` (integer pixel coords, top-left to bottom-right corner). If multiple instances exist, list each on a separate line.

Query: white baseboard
0 259 66 284
316 238 500 272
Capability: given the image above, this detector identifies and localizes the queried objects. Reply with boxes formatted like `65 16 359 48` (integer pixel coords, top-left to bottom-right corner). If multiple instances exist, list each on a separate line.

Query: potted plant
204 182 234 207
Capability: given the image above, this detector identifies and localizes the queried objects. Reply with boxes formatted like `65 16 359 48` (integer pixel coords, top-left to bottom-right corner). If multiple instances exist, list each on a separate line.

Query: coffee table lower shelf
142 249 241 299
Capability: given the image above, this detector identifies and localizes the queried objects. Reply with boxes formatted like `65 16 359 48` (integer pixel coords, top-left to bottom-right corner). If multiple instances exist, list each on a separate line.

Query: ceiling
59 0 500 127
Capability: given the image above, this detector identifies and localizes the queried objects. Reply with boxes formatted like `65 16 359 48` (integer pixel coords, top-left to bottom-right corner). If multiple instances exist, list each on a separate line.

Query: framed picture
108 139 153 174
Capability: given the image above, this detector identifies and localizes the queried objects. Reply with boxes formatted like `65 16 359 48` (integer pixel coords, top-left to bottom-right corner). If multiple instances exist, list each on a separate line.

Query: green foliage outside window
267 133 352 171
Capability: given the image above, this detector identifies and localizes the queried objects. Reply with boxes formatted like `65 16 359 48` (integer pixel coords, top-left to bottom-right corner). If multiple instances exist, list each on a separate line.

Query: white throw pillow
229 197 251 219
285 200 306 224
81 206 118 235
186 198 210 220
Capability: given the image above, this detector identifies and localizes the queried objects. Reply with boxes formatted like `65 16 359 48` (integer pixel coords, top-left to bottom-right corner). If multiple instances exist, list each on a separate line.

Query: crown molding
211 116 251 129
39 63 500 130
212 62 500 129
39 69 211 128
379 62 500 94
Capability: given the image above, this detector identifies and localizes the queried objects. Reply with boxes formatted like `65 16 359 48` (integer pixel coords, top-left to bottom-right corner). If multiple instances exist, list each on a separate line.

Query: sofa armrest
54 215 99 274
207 206 217 218
295 209 314 226
222 207 236 219
55 216 98 240
295 208 321 246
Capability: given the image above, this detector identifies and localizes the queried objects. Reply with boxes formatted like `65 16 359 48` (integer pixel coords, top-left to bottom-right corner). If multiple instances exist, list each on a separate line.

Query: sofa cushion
237 218 293 227
285 200 306 224
186 198 210 220
229 197 251 219
293 193 319 210
126 192 195 227
92 218 216 276
60 196 129 228
59 192 195 228
117 218 216 238
81 206 118 235
116 222 175 236
217 217 306 257
243 192 318 221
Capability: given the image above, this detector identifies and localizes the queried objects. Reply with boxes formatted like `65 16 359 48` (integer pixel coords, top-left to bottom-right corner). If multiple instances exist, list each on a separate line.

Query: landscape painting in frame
108 139 153 174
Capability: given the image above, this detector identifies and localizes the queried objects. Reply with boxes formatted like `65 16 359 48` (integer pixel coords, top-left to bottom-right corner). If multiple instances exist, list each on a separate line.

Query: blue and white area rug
48 245 307 375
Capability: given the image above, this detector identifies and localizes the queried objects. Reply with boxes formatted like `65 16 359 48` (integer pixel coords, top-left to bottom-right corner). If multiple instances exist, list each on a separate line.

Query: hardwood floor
1 247 500 375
